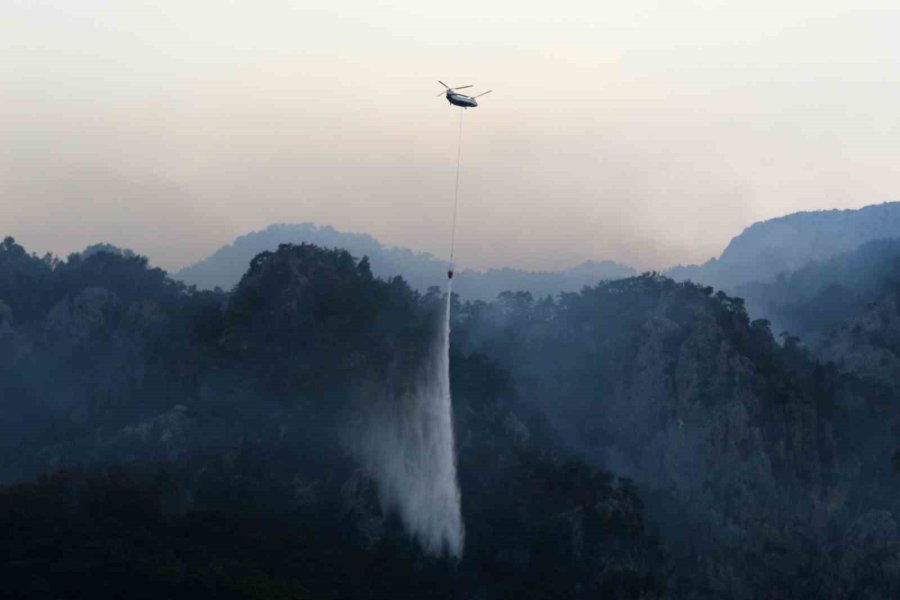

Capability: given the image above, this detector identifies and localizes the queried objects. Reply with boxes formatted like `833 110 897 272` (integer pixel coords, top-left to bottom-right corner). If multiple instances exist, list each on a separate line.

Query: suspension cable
448 109 464 274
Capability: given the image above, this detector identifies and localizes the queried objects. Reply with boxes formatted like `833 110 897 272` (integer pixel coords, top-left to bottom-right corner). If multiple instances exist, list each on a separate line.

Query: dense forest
734 237 900 340
3 234 900 598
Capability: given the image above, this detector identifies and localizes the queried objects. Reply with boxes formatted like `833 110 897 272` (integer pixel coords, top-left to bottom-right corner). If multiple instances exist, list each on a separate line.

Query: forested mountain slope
458 276 900 597
4 234 900 598
733 237 900 339
0 236 665 600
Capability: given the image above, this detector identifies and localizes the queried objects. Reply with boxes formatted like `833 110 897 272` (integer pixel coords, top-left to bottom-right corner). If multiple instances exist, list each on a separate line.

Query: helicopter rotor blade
438 80 449 88
453 85 474 90
473 90 492 98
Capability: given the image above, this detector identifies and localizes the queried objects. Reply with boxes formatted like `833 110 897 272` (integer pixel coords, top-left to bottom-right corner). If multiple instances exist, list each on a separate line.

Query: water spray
355 288 464 557
353 92 479 558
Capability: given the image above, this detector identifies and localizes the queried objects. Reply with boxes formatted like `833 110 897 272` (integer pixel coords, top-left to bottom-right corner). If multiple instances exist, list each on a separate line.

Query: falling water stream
358 282 464 557
358 107 466 557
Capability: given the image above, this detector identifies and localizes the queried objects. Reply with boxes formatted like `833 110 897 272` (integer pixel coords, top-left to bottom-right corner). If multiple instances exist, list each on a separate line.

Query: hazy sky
3 1 900 273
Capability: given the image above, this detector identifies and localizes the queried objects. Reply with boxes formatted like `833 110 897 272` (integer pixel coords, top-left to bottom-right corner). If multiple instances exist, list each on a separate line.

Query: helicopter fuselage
446 92 477 108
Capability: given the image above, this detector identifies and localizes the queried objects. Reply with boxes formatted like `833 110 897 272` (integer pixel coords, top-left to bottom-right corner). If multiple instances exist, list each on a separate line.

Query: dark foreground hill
0 236 665 600
175 223 635 300
3 235 900 598
458 277 900 598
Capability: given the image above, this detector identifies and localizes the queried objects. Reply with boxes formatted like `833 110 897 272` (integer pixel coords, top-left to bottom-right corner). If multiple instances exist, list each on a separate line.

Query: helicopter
438 81 492 108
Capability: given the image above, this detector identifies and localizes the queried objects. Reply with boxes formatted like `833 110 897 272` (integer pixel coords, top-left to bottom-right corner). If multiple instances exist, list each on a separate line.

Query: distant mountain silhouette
175 223 636 300
667 201 900 291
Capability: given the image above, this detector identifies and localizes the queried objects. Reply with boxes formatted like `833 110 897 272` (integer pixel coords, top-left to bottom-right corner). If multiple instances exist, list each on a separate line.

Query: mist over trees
0 237 664 599
734 237 900 340
4 227 900 598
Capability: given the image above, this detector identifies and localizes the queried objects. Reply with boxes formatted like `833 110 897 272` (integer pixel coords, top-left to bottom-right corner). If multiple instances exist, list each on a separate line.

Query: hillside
175 223 635 300
5 234 900 598
457 277 900 597
667 201 900 291
0 237 666 599
734 237 900 339
458 280 840 530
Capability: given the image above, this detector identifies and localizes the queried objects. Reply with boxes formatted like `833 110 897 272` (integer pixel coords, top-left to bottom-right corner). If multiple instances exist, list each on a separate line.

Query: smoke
356 286 464 557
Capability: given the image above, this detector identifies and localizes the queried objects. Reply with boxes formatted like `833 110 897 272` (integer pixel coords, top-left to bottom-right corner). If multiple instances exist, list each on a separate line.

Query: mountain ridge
175 223 636 300
667 201 900 290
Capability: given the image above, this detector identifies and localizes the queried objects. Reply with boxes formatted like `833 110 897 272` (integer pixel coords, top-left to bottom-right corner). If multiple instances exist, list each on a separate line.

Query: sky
2 0 900 273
